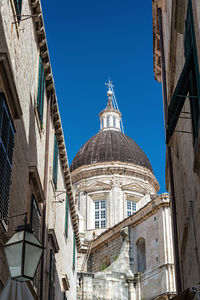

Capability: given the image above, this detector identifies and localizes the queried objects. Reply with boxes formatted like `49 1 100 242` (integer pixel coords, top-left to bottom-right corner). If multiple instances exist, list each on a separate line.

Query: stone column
127 279 136 300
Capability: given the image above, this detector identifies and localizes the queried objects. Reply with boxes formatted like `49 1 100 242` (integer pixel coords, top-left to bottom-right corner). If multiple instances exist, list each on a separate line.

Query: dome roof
70 130 153 172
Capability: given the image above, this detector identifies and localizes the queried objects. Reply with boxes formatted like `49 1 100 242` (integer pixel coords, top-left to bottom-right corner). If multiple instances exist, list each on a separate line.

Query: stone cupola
99 87 122 132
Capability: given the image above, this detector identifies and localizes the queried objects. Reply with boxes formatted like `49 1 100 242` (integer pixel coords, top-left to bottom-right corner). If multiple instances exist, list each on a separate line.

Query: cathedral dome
70 129 153 172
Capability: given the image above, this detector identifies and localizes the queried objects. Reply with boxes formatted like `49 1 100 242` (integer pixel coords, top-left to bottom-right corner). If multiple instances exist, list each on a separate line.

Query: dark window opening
0 93 15 225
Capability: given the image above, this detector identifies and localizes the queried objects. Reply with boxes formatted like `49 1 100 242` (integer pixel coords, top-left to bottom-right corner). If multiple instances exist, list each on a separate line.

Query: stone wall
78 196 176 299
88 234 123 273
154 0 200 291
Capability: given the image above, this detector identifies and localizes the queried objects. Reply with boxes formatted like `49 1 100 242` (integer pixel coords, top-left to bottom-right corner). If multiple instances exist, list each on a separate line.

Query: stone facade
0 0 79 299
70 86 176 299
77 195 176 300
153 0 200 297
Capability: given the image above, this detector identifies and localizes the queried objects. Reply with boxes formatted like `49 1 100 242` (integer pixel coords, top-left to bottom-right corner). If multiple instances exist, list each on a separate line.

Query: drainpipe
40 91 52 300
157 8 182 293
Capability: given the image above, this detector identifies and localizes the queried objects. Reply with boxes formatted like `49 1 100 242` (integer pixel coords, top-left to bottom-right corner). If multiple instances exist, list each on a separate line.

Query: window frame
127 200 136 217
13 0 22 22
94 200 106 229
166 0 200 146
48 249 56 300
73 232 76 270
37 56 45 124
30 194 41 239
52 134 58 189
0 93 15 227
65 194 69 238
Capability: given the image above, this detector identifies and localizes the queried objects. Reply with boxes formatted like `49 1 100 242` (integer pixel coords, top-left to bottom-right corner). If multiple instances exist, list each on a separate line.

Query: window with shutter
48 250 55 300
63 292 67 300
30 194 41 239
65 194 69 238
14 0 22 22
0 93 15 225
30 194 41 289
167 0 200 146
37 56 45 124
73 232 76 270
52 135 58 189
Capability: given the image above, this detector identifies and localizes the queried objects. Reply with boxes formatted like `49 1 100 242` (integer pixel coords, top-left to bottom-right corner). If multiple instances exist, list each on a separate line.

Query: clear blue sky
42 0 167 193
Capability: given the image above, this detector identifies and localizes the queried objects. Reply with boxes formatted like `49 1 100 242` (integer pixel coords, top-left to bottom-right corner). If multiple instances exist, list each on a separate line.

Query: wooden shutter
167 0 200 145
14 0 22 22
0 93 15 224
30 195 41 239
73 232 76 270
65 194 69 238
37 56 45 124
48 250 55 300
53 135 58 189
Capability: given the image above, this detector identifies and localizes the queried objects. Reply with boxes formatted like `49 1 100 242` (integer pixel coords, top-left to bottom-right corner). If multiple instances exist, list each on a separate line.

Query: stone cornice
71 162 159 193
152 0 165 82
89 193 169 252
30 0 80 249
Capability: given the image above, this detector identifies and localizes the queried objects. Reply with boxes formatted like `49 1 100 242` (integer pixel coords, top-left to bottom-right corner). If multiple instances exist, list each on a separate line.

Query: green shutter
14 0 22 22
167 0 200 145
37 56 45 124
0 93 15 224
65 194 69 238
73 232 76 270
52 135 58 189
166 50 192 143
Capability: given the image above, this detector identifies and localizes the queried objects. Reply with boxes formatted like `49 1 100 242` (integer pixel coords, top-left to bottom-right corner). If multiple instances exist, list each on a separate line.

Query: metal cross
105 77 114 90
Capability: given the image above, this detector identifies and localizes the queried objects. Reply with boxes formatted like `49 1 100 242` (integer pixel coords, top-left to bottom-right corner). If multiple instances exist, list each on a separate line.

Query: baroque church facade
70 84 176 299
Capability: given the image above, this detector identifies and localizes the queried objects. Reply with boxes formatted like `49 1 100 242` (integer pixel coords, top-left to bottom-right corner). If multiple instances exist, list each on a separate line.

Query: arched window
136 238 146 273
106 116 110 127
113 116 116 128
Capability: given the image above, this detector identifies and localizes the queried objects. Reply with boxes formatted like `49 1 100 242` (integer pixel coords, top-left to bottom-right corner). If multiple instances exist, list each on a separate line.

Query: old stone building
0 0 80 299
70 85 176 299
153 0 200 298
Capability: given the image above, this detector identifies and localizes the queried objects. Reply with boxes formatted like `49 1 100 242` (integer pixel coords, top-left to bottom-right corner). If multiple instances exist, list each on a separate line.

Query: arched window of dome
136 238 146 273
113 116 116 128
106 116 109 127
94 200 106 229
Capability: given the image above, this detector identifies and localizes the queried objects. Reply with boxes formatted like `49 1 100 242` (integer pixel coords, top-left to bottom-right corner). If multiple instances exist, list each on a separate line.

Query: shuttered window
52 135 58 189
0 93 15 224
14 0 22 22
37 56 45 124
48 250 55 300
63 293 67 300
30 194 41 239
65 194 69 238
73 232 76 270
167 0 200 145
